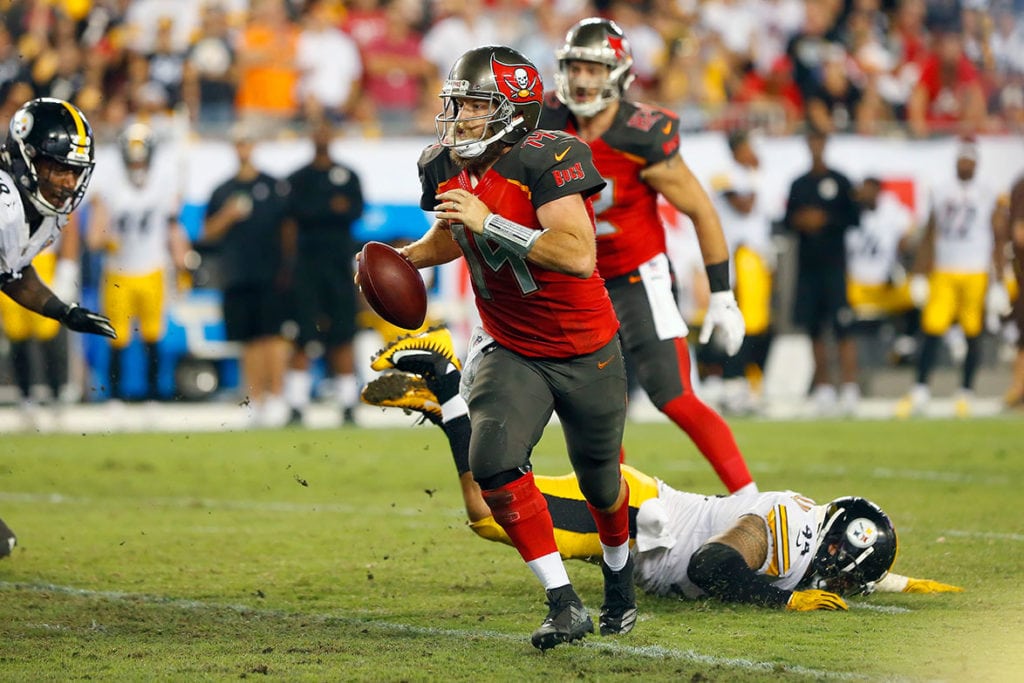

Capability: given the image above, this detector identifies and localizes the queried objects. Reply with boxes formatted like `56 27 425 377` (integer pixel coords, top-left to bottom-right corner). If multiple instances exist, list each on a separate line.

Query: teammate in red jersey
539 18 755 495
360 45 634 650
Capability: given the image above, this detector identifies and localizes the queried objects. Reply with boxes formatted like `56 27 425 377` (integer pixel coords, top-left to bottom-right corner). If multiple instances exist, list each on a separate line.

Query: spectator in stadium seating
606 0 666 98
1004 173 1024 409
201 126 292 427
342 0 390 49
280 120 364 427
235 0 300 136
785 0 845 102
420 0 498 82
296 0 363 126
183 2 239 135
358 0 436 135
896 138 1008 418
143 16 187 112
804 45 867 133
710 130 775 415
783 128 861 416
360 336 965 609
906 24 987 137
32 38 86 104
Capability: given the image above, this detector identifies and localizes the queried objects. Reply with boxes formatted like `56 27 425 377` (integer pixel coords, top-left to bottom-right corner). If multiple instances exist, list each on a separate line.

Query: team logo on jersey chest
626 106 664 132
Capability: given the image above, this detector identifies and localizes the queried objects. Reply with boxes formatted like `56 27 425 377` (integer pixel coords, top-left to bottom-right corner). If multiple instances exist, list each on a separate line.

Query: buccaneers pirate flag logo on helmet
491 55 541 104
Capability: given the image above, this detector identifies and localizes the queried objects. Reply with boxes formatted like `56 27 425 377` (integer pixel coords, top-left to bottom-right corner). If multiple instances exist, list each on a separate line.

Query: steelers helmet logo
845 518 877 549
11 111 33 141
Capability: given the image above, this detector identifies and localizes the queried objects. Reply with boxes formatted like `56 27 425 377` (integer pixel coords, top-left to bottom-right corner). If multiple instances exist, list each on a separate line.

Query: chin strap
454 116 524 158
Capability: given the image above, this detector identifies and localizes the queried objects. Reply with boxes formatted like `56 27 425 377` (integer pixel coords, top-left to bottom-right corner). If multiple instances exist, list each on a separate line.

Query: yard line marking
806 465 1009 486
851 603 912 614
942 529 1024 542
0 491 443 517
1 581 869 680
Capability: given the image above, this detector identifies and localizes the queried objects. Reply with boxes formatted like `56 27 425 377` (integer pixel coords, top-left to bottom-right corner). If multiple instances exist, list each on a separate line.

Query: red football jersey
418 131 619 358
541 97 681 279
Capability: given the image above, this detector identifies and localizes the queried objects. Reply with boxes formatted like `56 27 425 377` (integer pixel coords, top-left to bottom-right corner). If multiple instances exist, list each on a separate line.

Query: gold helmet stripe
59 100 91 158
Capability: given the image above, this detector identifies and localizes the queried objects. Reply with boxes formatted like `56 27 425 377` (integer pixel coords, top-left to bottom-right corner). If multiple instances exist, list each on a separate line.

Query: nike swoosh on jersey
628 275 642 284
662 120 673 135
554 146 571 162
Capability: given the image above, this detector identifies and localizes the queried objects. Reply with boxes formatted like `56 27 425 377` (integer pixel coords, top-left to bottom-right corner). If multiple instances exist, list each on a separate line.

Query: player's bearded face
447 98 504 170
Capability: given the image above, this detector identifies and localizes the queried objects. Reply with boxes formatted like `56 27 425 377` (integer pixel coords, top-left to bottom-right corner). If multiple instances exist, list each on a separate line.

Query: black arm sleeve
687 542 792 608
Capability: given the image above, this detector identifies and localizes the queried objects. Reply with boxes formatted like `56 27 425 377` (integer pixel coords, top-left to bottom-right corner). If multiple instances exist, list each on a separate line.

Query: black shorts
291 252 357 347
222 284 287 343
793 268 855 339
468 337 627 509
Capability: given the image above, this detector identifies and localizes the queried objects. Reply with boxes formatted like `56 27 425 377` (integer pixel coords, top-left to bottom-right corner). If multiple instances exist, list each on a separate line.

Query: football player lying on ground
362 327 962 608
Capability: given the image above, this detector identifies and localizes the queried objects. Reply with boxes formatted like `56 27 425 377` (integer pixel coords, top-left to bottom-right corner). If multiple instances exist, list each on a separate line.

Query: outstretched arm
874 573 963 594
687 515 847 610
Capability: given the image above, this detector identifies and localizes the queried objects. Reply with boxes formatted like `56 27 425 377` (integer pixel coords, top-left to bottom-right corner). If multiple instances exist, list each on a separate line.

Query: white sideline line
1 581 870 680
0 491 438 517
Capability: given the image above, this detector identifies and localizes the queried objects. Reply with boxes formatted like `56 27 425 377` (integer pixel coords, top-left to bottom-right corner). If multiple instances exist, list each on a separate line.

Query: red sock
587 479 630 547
480 472 558 562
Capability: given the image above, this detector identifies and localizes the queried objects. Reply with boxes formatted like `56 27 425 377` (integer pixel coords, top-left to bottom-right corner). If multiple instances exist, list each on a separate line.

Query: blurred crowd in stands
2 0 1022 141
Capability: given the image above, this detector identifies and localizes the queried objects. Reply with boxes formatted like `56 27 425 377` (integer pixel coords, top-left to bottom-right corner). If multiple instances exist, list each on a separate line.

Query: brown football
357 241 427 330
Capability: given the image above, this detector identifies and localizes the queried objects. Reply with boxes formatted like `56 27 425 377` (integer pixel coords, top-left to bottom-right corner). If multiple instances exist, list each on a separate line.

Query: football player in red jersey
540 18 755 495
360 45 634 650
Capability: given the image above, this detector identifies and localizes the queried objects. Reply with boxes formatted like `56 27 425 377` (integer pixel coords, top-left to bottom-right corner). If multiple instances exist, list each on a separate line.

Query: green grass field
1 417 1022 681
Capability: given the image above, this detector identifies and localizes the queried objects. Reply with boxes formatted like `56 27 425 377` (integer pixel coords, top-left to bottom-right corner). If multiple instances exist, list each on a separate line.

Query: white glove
52 258 80 302
909 274 929 308
985 282 1012 333
699 290 746 357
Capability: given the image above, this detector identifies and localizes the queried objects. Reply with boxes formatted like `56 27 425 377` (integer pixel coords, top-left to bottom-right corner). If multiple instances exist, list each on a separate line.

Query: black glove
61 303 117 339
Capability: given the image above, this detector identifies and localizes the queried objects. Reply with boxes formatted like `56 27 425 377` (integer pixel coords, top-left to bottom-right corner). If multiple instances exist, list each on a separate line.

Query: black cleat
530 585 594 651
599 555 637 636
0 517 16 559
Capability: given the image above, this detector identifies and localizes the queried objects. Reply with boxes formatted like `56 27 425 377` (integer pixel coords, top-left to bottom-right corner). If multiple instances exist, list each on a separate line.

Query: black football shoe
530 585 594 651
0 517 16 559
599 555 637 636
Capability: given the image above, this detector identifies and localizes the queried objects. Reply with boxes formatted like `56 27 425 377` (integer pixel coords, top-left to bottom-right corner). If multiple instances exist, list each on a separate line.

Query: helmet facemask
804 498 898 596
555 18 635 118
435 84 522 160
29 155 94 216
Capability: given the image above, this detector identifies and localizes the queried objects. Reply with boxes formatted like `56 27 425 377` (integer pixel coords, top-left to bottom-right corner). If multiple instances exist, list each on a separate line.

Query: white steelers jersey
0 168 67 284
632 482 824 599
91 152 179 276
711 161 773 259
929 178 995 273
846 192 915 285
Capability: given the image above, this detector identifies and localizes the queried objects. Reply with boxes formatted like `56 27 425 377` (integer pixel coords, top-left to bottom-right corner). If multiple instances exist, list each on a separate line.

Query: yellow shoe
895 385 929 419
894 396 915 420
361 372 442 424
370 325 462 375
953 392 972 418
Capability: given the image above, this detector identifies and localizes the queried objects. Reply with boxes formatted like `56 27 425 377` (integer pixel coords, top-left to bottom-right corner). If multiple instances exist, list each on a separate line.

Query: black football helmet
435 45 543 159
119 122 156 187
555 18 635 117
804 497 898 596
1 97 95 216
